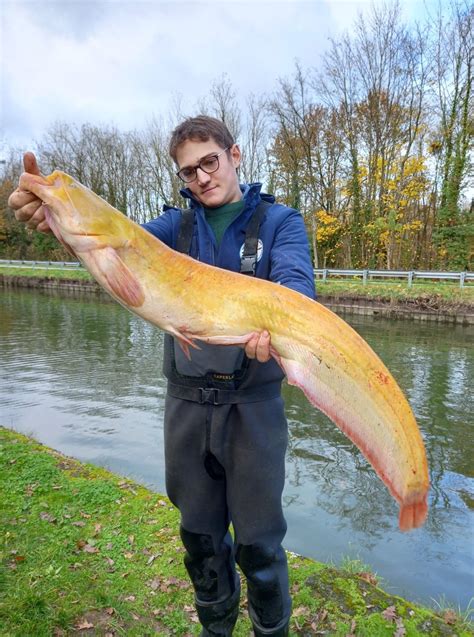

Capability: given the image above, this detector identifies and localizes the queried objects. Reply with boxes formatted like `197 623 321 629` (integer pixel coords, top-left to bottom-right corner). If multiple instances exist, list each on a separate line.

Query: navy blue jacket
142 183 316 389
143 183 316 300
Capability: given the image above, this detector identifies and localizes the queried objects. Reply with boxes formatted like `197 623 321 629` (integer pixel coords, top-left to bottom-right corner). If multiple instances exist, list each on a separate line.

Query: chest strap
175 201 271 276
167 380 281 405
176 208 195 254
240 200 271 275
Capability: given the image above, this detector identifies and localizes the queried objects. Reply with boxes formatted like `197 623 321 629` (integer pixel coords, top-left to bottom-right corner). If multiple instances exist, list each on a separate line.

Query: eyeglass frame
176 147 231 183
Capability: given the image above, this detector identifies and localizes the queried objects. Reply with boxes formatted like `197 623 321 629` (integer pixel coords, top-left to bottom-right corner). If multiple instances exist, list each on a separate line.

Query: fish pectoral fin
85 247 145 308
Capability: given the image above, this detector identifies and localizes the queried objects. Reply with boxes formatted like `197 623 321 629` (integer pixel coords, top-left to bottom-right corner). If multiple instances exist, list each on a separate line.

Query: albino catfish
21 170 430 530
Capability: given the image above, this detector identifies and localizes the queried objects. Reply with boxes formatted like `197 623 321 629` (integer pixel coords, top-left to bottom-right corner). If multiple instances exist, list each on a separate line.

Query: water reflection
0 288 473 612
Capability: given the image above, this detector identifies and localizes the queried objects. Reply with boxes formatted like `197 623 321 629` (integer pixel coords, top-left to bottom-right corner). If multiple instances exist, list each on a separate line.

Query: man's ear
231 144 241 169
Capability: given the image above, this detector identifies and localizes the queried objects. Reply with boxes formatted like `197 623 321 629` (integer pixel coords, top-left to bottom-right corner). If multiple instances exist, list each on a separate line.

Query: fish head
23 170 129 256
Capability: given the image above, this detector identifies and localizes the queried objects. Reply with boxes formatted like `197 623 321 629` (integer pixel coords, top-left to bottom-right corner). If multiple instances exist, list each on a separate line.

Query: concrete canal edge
318 295 474 325
1 274 473 325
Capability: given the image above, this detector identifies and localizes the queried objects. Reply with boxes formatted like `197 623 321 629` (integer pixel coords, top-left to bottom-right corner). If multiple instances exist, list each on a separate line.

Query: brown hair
169 115 235 162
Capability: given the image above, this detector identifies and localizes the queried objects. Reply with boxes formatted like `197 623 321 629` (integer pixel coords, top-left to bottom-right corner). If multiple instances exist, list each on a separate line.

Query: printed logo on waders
239 239 263 262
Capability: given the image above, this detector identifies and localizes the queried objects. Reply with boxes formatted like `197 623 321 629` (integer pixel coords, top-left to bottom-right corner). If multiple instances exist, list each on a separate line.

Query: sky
1 0 442 158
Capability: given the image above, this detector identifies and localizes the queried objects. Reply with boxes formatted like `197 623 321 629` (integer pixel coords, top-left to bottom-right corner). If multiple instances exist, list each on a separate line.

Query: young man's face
175 139 242 208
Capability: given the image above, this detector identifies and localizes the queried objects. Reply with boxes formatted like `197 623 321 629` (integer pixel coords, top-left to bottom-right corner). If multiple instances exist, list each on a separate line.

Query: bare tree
240 93 269 185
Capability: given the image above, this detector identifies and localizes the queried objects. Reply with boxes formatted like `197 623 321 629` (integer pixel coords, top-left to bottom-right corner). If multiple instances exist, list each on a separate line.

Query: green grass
0 266 93 281
316 279 474 306
1 427 472 636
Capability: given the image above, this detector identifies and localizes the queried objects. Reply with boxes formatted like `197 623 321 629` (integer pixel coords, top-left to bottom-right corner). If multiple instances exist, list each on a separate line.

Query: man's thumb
23 152 41 176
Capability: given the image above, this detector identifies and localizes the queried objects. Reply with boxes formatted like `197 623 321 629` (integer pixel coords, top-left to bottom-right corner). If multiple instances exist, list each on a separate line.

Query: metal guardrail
0 259 82 269
0 260 472 288
314 268 473 288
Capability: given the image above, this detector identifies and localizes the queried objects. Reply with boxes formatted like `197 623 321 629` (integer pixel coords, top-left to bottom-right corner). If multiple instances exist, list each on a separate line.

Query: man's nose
196 167 211 185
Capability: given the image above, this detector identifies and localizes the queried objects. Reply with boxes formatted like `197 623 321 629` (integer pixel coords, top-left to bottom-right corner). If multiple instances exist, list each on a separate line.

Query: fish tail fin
399 499 428 531
273 333 429 532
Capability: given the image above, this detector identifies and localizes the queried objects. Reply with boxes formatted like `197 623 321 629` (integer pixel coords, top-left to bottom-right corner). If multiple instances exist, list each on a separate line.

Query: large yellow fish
21 170 429 530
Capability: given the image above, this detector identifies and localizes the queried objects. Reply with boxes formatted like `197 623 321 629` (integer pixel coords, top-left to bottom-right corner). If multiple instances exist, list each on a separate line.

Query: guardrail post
362 270 368 285
408 271 414 287
460 272 465 288
323 269 328 282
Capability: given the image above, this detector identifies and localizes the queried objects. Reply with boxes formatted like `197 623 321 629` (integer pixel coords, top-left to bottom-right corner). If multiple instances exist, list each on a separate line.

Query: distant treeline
1 1 472 270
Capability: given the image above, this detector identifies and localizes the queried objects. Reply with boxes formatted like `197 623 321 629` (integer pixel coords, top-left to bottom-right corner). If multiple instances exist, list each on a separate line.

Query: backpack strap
240 200 271 276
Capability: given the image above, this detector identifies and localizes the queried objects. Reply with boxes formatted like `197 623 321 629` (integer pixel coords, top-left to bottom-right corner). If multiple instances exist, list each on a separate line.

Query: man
9 116 316 636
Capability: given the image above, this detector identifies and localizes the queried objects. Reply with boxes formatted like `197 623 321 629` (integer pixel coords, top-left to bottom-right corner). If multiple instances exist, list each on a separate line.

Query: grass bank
1 427 471 636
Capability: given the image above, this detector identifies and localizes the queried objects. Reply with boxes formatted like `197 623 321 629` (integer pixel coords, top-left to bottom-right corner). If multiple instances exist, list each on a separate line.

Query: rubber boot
251 616 289 636
197 587 240 636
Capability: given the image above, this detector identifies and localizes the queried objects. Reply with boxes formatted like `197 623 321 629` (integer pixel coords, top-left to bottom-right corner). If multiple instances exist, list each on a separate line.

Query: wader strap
175 200 271 276
176 209 195 255
240 200 271 275
167 381 281 405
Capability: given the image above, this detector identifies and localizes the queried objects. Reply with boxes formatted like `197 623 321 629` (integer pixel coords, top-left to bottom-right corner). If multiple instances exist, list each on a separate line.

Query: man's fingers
23 152 42 176
37 219 53 234
244 333 258 358
255 331 271 363
8 188 38 211
245 331 271 362
25 206 47 230
14 198 43 222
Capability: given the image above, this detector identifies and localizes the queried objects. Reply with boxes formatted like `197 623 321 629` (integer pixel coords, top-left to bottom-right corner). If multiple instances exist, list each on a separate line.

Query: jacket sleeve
141 210 176 247
269 208 316 300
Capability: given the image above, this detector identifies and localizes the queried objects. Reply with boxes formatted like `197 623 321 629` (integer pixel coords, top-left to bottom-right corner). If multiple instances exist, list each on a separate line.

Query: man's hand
245 330 271 363
7 152 52 234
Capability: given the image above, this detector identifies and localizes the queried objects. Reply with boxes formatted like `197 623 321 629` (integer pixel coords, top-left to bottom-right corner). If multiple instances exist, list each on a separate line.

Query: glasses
176 147 230 183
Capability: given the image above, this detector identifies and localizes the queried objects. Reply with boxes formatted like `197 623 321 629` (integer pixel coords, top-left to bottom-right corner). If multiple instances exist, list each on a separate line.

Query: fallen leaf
72 521 86 527
124 595 136 602
293 606 309 617
443 609 458 625
40 512 57 523
146 554 157 565
83 544 99 554
105 607 115 615
149 577 161 591
394 617 407 636
359 571 378 585
128 534 135 545
123 552 134 559
382 605 397 621
76 619 94 630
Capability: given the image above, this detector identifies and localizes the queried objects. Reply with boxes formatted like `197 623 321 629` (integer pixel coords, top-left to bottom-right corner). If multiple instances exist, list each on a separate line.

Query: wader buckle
240 254 257 275
199 388 219 405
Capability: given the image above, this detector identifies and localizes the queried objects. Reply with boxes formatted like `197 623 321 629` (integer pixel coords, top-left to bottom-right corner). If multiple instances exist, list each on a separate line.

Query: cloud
1 0 441 152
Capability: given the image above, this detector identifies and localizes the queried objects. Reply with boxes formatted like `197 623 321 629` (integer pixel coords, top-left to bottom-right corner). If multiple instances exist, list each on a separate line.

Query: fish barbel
21 170 429 530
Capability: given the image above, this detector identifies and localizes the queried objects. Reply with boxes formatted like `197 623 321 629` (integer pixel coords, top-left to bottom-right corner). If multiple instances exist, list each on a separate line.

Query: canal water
1 287 473 613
